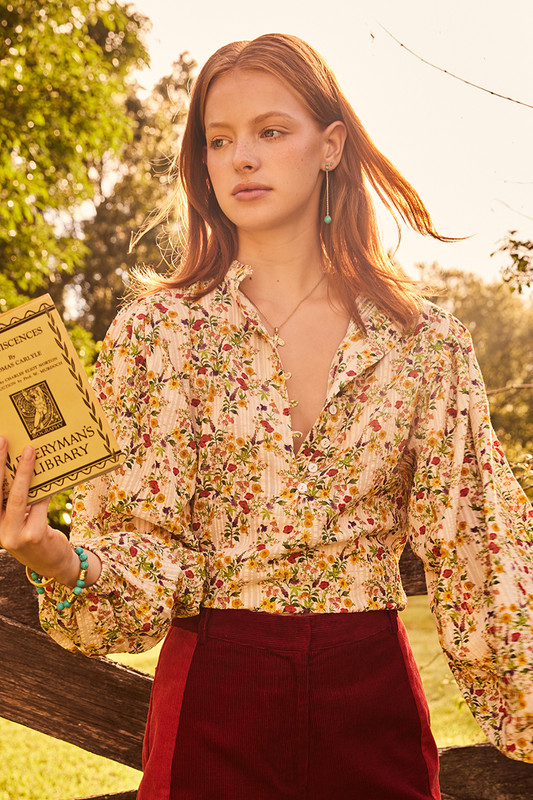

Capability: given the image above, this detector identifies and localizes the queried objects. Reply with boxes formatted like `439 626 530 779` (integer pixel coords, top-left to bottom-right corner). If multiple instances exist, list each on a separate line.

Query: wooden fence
1 544 532 800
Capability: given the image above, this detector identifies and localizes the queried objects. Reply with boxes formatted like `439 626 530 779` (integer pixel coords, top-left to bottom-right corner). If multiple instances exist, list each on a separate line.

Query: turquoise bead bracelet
26 546 89 612
56 546 89 611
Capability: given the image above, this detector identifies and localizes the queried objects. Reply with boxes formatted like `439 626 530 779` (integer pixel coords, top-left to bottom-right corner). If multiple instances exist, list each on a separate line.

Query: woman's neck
237 230 326 304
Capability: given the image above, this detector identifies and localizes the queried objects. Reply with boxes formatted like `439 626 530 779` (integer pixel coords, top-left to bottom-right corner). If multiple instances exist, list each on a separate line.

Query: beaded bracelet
26 567 54 588
26 545 89 612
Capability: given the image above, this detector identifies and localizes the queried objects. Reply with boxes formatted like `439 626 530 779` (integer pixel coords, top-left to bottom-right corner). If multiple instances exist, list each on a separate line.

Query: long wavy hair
131 33 455 329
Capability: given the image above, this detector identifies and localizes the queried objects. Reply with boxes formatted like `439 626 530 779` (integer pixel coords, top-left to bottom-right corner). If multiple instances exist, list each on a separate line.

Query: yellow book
0 295 124 503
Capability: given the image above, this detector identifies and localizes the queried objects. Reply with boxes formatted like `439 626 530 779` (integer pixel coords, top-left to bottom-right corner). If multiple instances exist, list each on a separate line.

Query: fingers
6 445 35 509
1 445 36 549
28 498 52 542
0 441 61 579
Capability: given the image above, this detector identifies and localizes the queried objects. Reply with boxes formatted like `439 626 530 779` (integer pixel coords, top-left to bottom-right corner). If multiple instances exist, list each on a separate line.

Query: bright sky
130 0 533 282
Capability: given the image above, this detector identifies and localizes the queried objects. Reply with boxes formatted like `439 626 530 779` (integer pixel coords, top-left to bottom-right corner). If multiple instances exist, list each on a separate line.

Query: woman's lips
232 183 272 201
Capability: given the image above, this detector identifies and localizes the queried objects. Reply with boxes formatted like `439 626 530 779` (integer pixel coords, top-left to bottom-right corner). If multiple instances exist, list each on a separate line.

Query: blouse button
308 463 319 474
329 404 338 415
321 437 331 448
297 482 308 494
284 371 292 380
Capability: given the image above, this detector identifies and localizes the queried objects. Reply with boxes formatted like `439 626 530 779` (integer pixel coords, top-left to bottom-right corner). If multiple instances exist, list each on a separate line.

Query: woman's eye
262 128 281 139
210 137 228 149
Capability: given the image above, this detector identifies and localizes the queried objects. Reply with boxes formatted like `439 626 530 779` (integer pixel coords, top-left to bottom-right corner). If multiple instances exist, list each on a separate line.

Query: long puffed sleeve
406 313 533 762
39 294 207 656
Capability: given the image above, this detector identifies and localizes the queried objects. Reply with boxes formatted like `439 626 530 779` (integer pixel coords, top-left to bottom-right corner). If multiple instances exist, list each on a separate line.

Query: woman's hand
0 437 101 587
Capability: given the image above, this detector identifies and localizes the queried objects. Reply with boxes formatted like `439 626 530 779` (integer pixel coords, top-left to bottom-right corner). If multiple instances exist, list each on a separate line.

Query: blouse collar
221 261 405 390
222 260 402 337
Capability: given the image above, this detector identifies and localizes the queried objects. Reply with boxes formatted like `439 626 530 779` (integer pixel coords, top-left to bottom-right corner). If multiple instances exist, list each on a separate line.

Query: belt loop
198 606 211 644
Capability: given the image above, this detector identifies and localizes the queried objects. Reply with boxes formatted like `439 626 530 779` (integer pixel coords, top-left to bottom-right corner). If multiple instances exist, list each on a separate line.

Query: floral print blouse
39 260 533 762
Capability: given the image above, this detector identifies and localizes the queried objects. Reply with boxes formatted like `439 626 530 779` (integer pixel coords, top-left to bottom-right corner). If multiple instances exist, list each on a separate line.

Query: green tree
61 54 195 341
0 0 149 310
494 232 533 292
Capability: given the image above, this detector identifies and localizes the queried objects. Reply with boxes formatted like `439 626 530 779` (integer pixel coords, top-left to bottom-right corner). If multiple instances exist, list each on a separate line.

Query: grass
0 595 485 800
0 731 140 800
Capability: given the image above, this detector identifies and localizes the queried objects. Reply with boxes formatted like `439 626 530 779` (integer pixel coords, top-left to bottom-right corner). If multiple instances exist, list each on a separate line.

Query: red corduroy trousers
138 608 441 800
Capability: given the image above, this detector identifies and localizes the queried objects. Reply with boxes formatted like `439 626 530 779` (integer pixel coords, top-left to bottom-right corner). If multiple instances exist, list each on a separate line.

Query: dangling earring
324 163 332 224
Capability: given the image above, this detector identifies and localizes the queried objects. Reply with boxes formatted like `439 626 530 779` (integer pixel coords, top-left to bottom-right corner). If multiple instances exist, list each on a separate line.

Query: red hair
132 33 455 329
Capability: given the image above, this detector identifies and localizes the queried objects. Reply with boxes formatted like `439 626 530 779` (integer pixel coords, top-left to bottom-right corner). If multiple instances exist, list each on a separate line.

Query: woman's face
204 69 339 238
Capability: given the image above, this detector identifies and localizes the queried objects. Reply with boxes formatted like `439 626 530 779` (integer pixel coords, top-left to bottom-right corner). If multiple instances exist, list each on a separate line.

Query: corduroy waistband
172 607 396 651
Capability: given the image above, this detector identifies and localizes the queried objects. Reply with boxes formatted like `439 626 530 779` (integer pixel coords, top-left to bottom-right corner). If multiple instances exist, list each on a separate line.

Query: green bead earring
324 163 332 224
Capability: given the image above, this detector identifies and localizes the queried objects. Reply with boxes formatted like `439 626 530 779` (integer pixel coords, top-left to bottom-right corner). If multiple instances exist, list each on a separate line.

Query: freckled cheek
278 152 321 192
285 140 322 176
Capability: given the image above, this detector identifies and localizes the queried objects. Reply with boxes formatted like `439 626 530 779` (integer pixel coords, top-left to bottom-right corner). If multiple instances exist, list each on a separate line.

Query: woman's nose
232 138 259 172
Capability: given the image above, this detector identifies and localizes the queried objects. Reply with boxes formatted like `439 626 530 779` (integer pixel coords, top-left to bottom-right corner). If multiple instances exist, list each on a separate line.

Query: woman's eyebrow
206 111 297 131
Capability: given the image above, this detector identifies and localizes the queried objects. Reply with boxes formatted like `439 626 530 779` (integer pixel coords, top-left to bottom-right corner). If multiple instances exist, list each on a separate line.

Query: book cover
0 295 124 503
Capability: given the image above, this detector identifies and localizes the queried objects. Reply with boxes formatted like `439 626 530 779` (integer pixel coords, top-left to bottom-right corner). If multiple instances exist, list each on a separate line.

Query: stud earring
324 163 332 224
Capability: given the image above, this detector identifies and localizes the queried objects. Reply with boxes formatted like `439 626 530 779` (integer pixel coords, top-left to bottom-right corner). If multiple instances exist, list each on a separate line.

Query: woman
1 33 532 800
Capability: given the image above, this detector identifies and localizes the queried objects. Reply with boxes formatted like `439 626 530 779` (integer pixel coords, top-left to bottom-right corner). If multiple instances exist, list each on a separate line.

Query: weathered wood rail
1 545 532 800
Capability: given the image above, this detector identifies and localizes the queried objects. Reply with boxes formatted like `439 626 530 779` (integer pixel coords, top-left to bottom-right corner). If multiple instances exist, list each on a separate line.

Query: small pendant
272 328 285 347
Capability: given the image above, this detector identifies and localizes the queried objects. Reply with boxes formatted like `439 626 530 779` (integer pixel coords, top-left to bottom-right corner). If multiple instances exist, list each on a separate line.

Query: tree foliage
60 54 195 341
0 0 149 309
495 232 533 293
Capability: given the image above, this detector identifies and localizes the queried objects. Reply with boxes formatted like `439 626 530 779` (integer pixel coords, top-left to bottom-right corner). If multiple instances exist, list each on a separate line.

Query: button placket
262 353 296 453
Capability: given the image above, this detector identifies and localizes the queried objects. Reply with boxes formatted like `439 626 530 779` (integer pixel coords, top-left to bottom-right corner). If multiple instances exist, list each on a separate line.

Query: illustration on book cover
10 380 66 439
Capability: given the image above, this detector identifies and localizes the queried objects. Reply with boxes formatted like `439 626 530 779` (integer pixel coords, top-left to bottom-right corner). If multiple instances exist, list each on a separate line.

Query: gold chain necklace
252 273 325 348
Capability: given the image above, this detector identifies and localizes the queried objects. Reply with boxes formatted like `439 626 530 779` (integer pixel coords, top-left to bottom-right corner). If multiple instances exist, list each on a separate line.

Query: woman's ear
323 120 347 169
